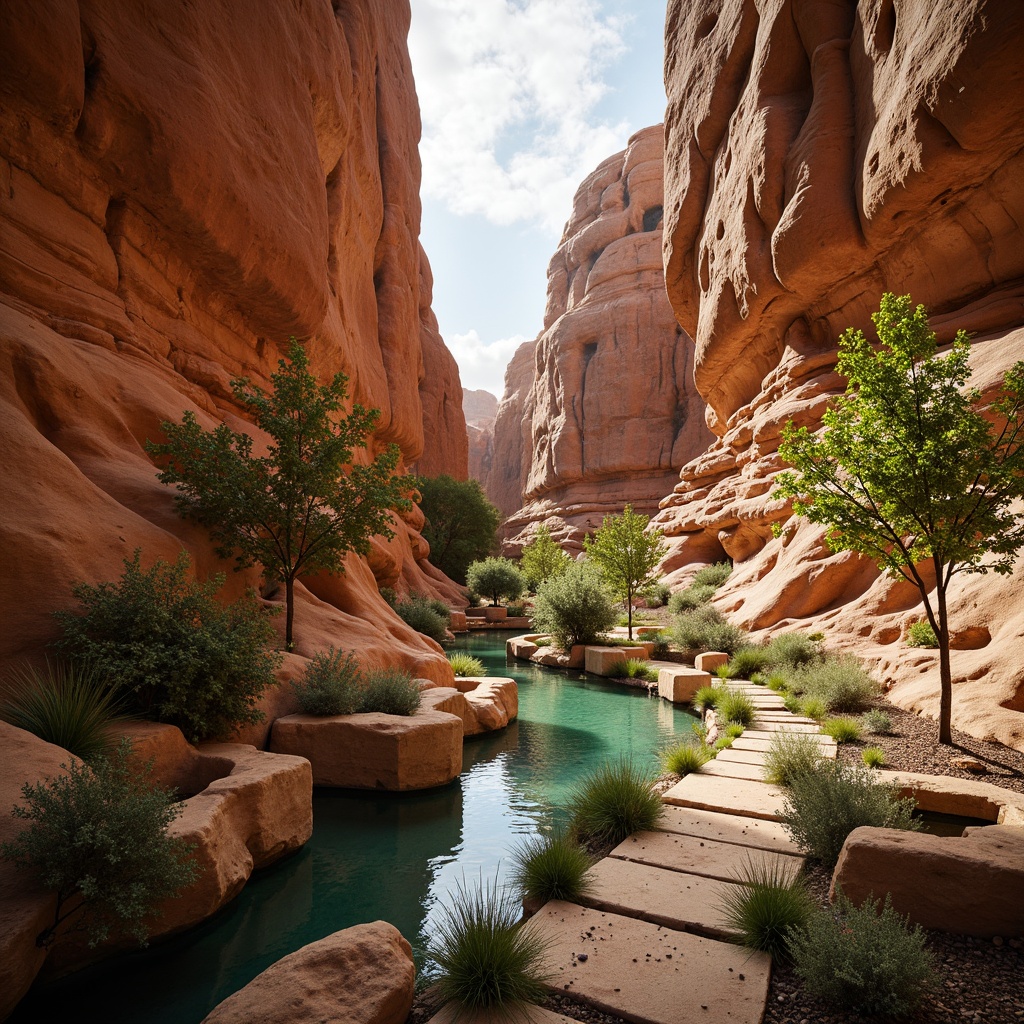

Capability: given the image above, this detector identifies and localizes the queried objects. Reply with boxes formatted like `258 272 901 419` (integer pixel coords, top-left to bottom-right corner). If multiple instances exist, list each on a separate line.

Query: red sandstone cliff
485 340 537 518
463 387 498 485
0 0 466 687
659 0 1024 749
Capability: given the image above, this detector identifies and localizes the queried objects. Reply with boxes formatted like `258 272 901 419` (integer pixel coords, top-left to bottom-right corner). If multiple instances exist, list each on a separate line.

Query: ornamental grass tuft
621 658 658 682
692 685 720 713
567 758 662 847
862 746 886 769
447 652 486 678
789 655 877 714
291 647 362 716
509 831 594 905
717 689 756 727
358 669 421 716
822 717 863 744
660 741 712 777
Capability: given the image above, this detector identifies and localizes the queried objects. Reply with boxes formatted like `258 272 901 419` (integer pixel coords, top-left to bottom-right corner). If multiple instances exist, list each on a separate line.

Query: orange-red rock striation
0 0 467 687
659 0 1024 749
463 387 498 485
486 339 538 518
498 126 715 553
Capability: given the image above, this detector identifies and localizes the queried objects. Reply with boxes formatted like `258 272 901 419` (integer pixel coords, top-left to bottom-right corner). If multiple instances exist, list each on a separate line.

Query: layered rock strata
463 387 498 484
496 126 714 553
486 340 538 517
658 0 1024 749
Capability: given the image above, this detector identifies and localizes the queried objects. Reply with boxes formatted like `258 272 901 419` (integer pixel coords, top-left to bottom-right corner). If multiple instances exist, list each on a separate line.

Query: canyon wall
463 387 497 484
0 0 467 688
486 340 537 518
498 126 714 554
659 0 1024 748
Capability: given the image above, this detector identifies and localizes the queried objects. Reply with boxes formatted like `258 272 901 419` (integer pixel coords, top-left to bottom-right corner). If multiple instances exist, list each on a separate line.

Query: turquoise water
13 633 696 1024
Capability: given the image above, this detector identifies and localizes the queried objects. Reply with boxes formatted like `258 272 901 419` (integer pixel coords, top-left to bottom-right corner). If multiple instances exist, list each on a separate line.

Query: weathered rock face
486 339 538 518
658 0 1024 749
0 0 465 686
499 126 714 554
463 387 498 485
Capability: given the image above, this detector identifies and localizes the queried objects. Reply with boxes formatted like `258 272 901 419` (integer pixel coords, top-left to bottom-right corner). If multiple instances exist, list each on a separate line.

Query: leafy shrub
789 655 877 714
532 561 617 651
800 697 826 721
621 658 657 682
670 605 747 656
506 603 527 617
762 732 823 787
691 561 732 588
466 557 526 607
358 669 421 716
667 584 716 614
717 690 756 727
424 874 550 1016
692 685 720 713
780 760 919 868
649 631 672 659
568 758 662 847
510 831 594 904
728 646 771 679
55 550 279 742
719 856 814 959
379 586 397 607
863 746 886 768
640 581 671 608
906 620 938 648
863 708 893 735
447 652 486 677
394 596 449 644
764 632 823 669
822 717 863 743
790 890 935 1017
291 647 362 716
0 660 125 761
660 741 712 776
0 739 196 948
519 525 570 591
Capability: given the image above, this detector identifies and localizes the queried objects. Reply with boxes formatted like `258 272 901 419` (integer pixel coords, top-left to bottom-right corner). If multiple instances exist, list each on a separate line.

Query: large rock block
585 646 647 677
202 920 414 1024
658 667 711 704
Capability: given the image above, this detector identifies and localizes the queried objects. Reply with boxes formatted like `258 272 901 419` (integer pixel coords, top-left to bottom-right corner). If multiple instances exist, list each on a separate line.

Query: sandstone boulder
659 667 712 705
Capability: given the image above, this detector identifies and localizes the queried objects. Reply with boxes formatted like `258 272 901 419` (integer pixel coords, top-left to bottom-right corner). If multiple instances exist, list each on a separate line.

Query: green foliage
863 708 893 735
713 663 738 679
660 740 712 776
583 505 668 639
790 889 935 1017
55 550 279 742
724 722 746 739
568 758 662 847
789 655 878 713
393 596 450 644
783 692 803 714
532 561 617 651
639 581 671 608
800 697 826 721
691 561 733 588
648 631 672 659
519 525 571 591
822 717 864 744
424 874 550 1016
417 475 501 584
692 685 720 713
906 621 938 648
749 672 765 686
670 604 747 656
764 632 823 669
621 658 657 682
780 759 919 868
447 652 486 677
728 646 771 679
666 584 716 613
378 586 397 608
719 856 814 960
775 293 1024 744
291 647 362 716
0 740 196 948
767 673 789 692
147 339 410 647
714 736 735 751
358 669 421 716
863 746 886 768
762 733 824 788
717 690 756 727
510 831 594 904
0 660 126 761
466 557 526 607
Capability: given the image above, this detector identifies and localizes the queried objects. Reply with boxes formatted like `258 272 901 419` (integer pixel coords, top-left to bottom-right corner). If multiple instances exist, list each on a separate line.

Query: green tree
583 505 667 639
147 339 411 648
466 557 525 607
519 525 570 590
417 475 501 584
532 561 617 651
776 293 1024 745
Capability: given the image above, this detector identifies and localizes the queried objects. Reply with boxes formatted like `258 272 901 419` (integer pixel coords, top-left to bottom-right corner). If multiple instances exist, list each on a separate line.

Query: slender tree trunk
285 575 295 649
627 592 633 640
937 582 953 745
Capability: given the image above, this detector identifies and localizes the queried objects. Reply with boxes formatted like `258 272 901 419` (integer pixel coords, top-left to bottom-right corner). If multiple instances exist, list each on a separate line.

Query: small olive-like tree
519 525 570 591
466 557 525 607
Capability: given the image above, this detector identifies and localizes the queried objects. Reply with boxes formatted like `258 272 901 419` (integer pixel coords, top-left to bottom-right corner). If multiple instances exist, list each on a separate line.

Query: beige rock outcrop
201 920 415 1024
463 387 498 486
485 340 538 517
658 0 1024 749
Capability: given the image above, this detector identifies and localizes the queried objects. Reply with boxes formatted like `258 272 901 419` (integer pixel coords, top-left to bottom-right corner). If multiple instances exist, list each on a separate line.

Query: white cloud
447 329 529 398
409 0 632 234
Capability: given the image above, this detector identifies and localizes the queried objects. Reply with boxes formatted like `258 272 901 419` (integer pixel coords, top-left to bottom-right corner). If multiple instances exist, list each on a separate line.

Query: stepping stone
732 735 836 754
428 1007 575 1024
697 759 767 781
662 774 787 820
657 806 800 854
753 713 816 724
531 901 770 1024
610 829 803 884
744 724 822 737
714 747 768 765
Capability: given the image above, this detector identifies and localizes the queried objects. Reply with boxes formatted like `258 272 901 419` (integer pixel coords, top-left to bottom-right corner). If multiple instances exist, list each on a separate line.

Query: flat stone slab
732 735 836 756
662 774 787 821
753 713 817 724
428 1006 576 1024
531 901 770 1024
610 829 803 884
697 759 768 782
657 805 801 854
714 747 768 765
743 725 822 737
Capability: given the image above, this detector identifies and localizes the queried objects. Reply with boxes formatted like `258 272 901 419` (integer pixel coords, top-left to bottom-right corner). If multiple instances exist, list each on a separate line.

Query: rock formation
0 0 467 688
658 0 1024 749
486 339 538 518
497 126 715 553
463 387 498 484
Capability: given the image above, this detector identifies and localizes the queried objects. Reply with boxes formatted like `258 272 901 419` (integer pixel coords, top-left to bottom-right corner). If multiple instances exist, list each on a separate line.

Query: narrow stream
13 632 697 1024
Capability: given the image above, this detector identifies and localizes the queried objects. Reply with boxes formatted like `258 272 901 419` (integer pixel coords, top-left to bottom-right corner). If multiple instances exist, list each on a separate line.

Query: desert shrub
717 690 756 727
532 561 617 651
783 692 803 714
506 603 527 617
568 758 662 847
863 708 893 735
54 549 279 742
764 632 823 669
510 831 594 905
780 760 919 868
466 557 525 607
692 685 720 713
640 581 671 608
767 673 789 692
790 890 935 1017
0 660 125 761
719 856 814 960
863 746 886 768
800 697 827 721
621 658 657 682
729 646 771 679
660 741 712 776
724 722 746 739
447 652 486 677
358 669 421 716
649 631 672 659
379 586 397 607
0 739 196 948
762 733 823 787
822 717 863 743
691 561 732 588
670 605 747 656
789 655 877 714
906 620 938 648
667 584 716 614
424 874 550 1017
291 647 362 716
394 596 449 644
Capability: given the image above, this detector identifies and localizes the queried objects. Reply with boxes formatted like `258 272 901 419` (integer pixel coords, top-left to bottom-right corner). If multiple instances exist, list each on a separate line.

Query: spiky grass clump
358 669 421 716
692 685 720 713
714 736 735 751
714 663 738 679
621 658 658 682
425 875 551 1018
447 652 486 678
0 660 125 761
729 647 771 679
292 647 362 716
666 583 717 614
863 708 893 735
661 741 712 777
762 733 823 788
719 856 815 960
800 697 827 722
717 689 756 727
509 831 594 905
783 692 803 714
568 758 662 847
724 722 745 739
862 746 886 769
822 717 863 744
767 674 789 692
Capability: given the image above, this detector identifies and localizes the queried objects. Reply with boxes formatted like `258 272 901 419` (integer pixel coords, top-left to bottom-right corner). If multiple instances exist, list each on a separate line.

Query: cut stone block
658 666 711 703
732 735 836 755
657 806 801 855
698 758 768 781
585 646 646 676
743 725 822 739
714 748 769 766
694 652 729 672
881 770 1024 827
531 901 770 1024
448 611 467 631
753 713 817 724
662 774 787 821
484 606 507 621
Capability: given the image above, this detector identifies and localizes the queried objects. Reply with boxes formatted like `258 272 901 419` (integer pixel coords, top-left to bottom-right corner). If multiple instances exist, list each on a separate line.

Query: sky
408 1 668 400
